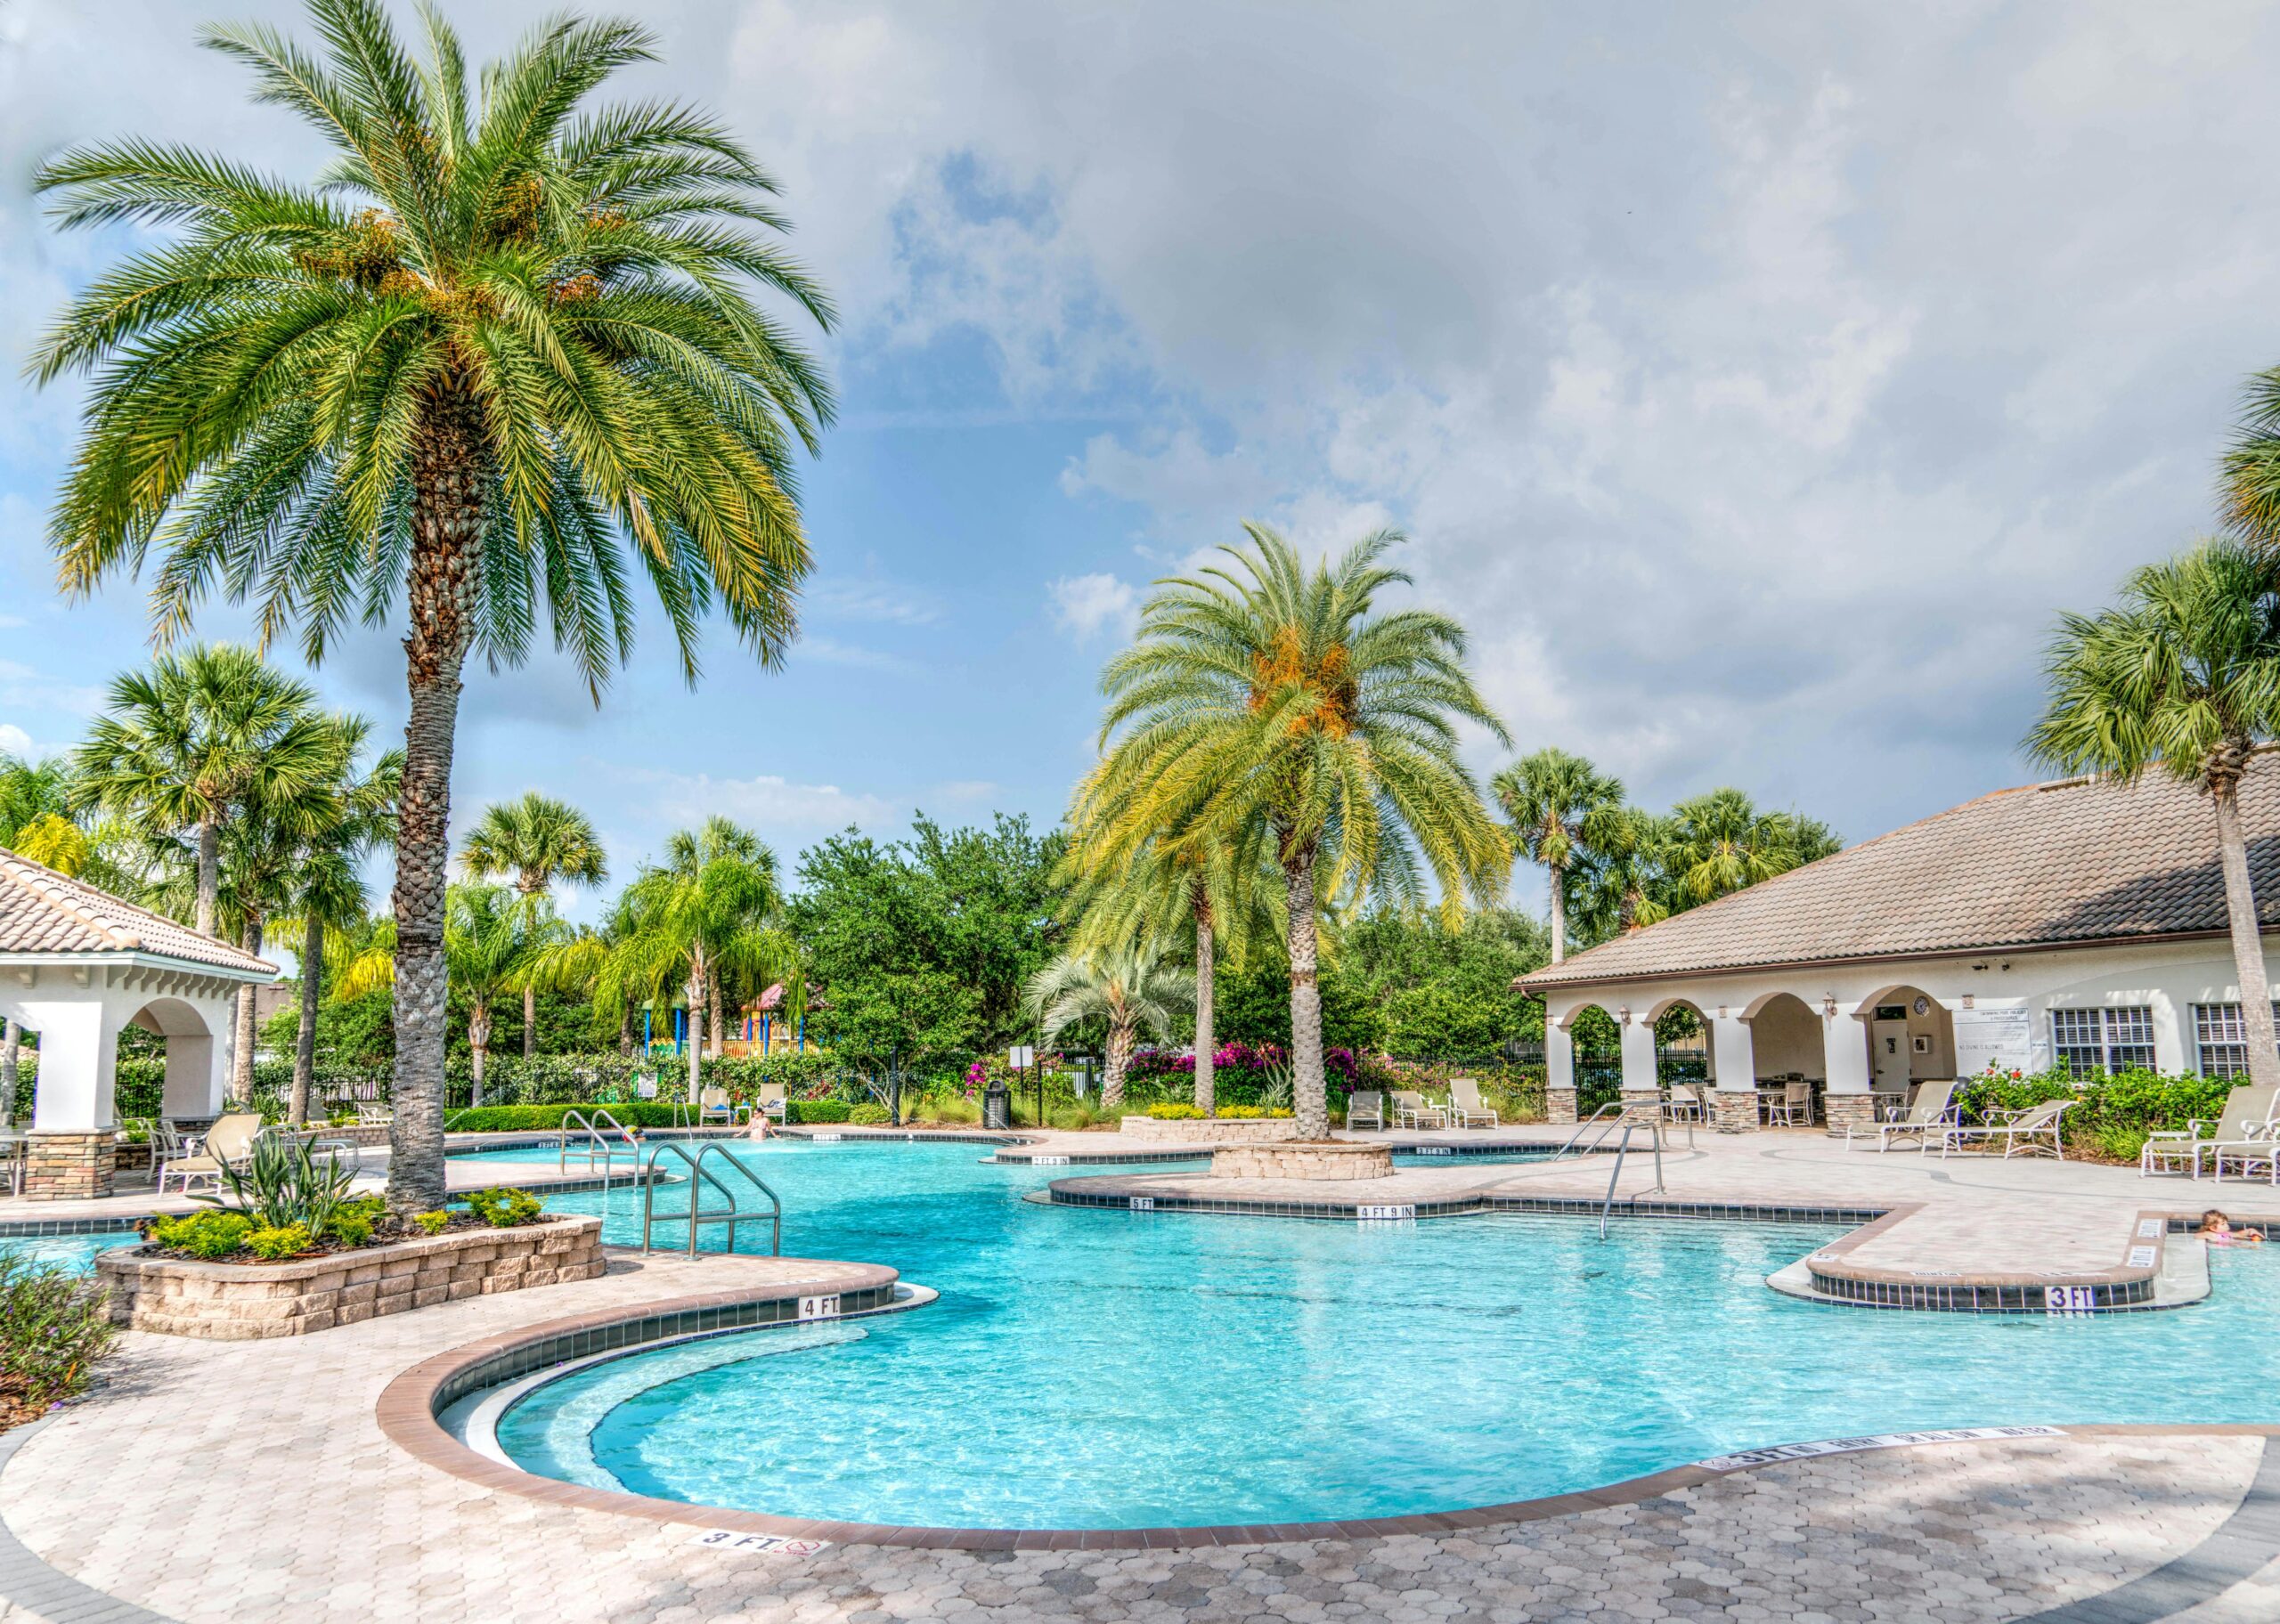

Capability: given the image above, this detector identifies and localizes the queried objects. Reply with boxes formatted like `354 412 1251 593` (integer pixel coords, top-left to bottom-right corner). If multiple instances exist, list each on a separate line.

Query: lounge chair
1939 1097 2076 1160
1447 1078 1499 1128
2141 1082 2278 1178
1845 1078 1959 1152
1665 1083 1706 1125
698 1085 736 1125
1345 1090 1386 1131
356 1101 394 1128
1391 1090 1447 1130
750 1083 786 1131
155 1111 263 1195
2210 1127 2280 1184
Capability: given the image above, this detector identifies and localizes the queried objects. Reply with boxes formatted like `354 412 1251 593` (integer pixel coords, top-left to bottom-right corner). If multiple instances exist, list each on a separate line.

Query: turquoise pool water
0 1231 138 1272
469 1140 2280 1530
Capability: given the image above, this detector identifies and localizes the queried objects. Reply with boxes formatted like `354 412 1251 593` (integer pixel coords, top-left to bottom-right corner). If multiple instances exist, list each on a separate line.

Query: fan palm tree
1060 827 1275 1114
1087 524 1511 1138
33 4 835 1208
599 823 790 1100
2029 541 2280 1089
1570 806 1678 942
1024 945 1196 1111
461 792 608 1057
1491 748 1625 965
1660 788 1836 908
73 646 334 937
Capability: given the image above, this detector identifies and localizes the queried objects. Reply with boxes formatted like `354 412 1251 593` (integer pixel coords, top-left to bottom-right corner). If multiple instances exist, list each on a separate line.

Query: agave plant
195 1132 355 1238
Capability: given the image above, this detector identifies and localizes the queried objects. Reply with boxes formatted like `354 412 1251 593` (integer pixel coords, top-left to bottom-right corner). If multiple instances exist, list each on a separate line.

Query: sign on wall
1953 1004 2035 1076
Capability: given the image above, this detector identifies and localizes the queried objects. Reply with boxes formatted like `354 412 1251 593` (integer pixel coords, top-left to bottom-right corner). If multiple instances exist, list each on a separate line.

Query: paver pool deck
5 1124 2280 1622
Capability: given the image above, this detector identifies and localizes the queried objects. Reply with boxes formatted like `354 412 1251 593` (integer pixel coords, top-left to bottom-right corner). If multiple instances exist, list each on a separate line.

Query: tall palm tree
34 4 835 1209
1060 828 1275 1114
1571 806 1679 941
461 792 608 1057
599 824 790 1100
1024 945 1196 1111
664 816 782 1052
2029 541 2280 1089
1661 788 1835 908
73 646 332 937
1088 525 1511 1138
1491 747 1624 965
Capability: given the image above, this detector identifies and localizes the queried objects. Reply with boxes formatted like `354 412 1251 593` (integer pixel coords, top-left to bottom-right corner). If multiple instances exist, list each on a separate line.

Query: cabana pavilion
0 848 276 1198
1515 762 2280 1129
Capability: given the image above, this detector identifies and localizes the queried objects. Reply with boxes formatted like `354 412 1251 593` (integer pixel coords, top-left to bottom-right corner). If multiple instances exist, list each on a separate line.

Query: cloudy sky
4 0 2279 922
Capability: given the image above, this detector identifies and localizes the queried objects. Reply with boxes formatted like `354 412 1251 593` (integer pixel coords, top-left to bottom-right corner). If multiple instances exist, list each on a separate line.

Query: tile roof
0 847 278 977
1515 759 2280 993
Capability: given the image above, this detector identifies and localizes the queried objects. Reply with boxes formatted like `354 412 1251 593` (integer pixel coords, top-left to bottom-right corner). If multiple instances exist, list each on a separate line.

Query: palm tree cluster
1493 749 1841 957
32 0 835 1209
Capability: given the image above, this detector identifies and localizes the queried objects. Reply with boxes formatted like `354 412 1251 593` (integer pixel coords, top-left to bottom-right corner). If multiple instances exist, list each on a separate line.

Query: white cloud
0 724 33 757
1046 572 1139 641
621 767 897 839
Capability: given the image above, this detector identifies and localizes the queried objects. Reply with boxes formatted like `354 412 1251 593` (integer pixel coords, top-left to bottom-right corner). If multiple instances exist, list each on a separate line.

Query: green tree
1661 788 1836 908
1025 945 1195 1109
73 646 333 937
1343 905 1548 1058
2028 541 2280 1089
34 4 835 1208
1491 747 1624 965
1088 525 1511 1137
461 792 608 1057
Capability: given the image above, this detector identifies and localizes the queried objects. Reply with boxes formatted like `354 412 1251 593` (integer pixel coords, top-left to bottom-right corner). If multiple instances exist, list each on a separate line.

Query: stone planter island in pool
1210 1141 1394 1180
97 1214 605 1340
1118 1114 1299 1144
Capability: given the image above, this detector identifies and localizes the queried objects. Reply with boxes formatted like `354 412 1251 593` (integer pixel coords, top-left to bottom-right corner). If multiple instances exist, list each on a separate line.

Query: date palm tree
461 792 608 1057
1088 524 1511 1138
73 646 333 938
2029 541 2280 1090
1491 748 1624 965
1024 945 1196 1111
33 3 834 1208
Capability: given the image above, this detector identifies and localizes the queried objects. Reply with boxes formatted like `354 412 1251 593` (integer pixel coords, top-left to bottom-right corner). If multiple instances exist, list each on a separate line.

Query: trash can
982 1082 1013 1130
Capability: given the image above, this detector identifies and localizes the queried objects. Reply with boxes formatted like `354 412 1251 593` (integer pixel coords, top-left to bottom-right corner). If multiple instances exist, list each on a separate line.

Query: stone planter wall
1210 1141 1393 1180
96 1215 605 1341
1119 1115 1299 1144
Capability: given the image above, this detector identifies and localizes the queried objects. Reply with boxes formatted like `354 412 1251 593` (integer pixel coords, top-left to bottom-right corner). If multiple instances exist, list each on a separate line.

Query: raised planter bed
95 1215 605 1341
1118 1115 1299 1144
1210 1141 1394 1181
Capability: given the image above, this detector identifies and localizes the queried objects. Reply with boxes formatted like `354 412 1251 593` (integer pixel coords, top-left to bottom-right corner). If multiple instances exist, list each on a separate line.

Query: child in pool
2201 1210 2265 1246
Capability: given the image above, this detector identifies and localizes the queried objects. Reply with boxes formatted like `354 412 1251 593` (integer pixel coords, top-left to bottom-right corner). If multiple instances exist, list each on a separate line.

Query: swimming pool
462 1140 2280 1531
0 1230 139 1273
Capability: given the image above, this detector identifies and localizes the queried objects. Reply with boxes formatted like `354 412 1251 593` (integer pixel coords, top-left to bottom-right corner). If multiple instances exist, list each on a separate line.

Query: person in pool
2201 1211 2265 1246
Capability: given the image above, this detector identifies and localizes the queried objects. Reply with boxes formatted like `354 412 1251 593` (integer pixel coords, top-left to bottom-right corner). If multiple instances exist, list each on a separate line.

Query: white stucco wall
1543 935 2280 1096
0 962 245 1131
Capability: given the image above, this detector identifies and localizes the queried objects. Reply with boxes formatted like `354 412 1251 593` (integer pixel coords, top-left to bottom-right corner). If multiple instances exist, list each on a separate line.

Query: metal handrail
640 1141 782 1257
558 1108 641 1188
1555 1102 1625 1158
1598 1121 1667 1238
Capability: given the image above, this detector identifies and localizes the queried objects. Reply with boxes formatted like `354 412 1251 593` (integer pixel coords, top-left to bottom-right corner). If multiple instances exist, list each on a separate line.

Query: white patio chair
1447 1078 1498 1128
356 1100 395 1128
1391 1090 1446 1130
2141 1083 2278 1179
1940 1097 2075 1160
1845 1079 1960 1152
1345 1090 1386 1131
2209 1125 2280 1184
155 1112 262 1196
698 1085 736 1125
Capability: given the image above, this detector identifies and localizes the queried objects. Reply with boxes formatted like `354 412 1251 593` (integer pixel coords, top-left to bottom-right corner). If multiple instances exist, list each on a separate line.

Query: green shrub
199 1132 354 1237
1144 1103 1205 1120
246 1224 311 1260
0 1254 118 1417
327 1213 374 1248
847 1103 891 1125
464 1187 545 1228
444 1102 707 1133
414 1211 452 1236
1955 1067 2231 1158
910 1094 982 1125
1212 1105 1293 1119
151 1210 254 1259
786 1100 851 1125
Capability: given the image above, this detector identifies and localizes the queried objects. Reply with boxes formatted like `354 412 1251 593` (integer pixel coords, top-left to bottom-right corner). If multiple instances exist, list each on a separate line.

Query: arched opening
129 996 221 1124
1551 1003 1624 1116
1745 993 1823 1126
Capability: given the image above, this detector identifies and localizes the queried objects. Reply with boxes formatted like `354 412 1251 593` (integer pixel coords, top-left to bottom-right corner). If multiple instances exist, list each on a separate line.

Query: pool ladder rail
558 1108 643 1189
1597 1121 1667 1239
640 1141 783 1258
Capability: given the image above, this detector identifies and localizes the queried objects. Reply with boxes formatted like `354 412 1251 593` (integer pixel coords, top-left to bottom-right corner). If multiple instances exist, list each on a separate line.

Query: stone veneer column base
24 1132 115 1200
1210 1141 1393 1180
1618 1089 1665 1124
1711 1092 1760 1131
1544 1087 1578 1125
1820 1093 1877 1133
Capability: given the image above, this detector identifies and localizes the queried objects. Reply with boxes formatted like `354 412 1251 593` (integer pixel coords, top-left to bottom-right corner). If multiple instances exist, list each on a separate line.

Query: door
1870 1019 1911 1094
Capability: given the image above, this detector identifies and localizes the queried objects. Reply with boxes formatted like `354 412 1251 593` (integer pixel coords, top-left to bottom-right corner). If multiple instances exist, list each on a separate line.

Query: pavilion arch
128 995 225 1120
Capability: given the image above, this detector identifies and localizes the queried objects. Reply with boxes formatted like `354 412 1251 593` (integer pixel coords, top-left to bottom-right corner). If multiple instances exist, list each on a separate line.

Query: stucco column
1618 1010 1661 1122
1710 1009 1760 1131
1544 1016 1576 1125
25 999 121 1201
1821 1003 1875 1132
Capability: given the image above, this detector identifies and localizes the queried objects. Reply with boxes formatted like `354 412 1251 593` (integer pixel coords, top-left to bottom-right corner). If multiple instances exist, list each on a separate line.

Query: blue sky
6 1 2280 926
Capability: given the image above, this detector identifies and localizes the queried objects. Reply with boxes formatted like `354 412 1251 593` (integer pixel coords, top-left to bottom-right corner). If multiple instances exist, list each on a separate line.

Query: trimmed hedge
444 1102 715 1133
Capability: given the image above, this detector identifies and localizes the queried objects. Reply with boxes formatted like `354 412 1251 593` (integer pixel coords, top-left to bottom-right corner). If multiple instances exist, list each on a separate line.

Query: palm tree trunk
195 819 220 938
2213 774 2279 1088
1103 1019 1131 1109
0 1019 18 1128
1193 894 1216 1115
709 976 724 1058
685 972 704 1102
469 1001 490 1110
1548 859 1567 964
290 914 322 1126
230 914 264 1100
522 984 537 1060
617 1006 633 1057
387 386 484 1213
1283 845 1328 1139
